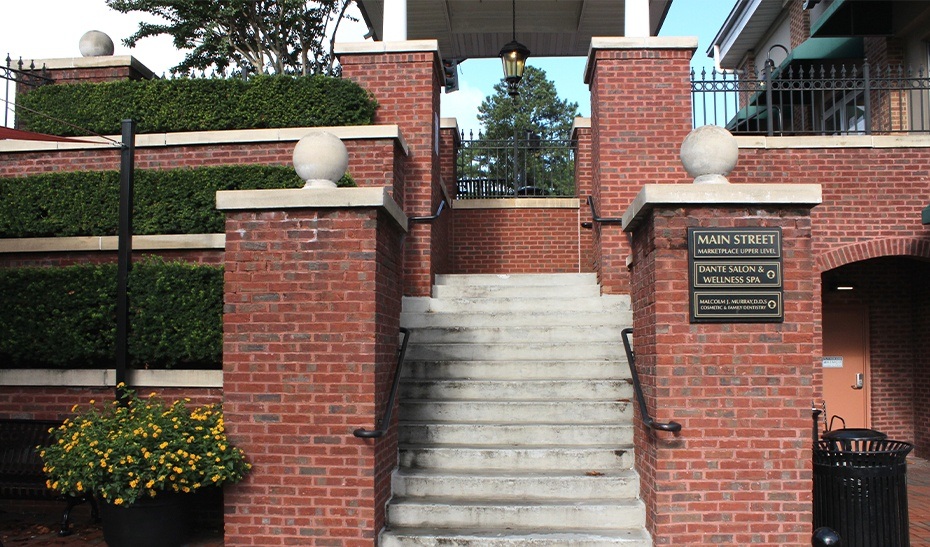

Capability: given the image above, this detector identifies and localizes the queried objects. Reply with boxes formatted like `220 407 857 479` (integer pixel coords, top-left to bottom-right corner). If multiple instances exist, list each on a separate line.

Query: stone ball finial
79 31 115 57
292 131 349 189
680 125 739 184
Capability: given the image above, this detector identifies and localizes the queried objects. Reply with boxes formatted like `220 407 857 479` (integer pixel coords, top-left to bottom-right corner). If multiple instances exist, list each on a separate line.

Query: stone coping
0 125 409 156
0 369 222 388
216 186 408 232
335 39 440 56
585 36 699 83
735 135 930 149
0 234 224 254
28 55 156 80
453 198 580 210
622 183 823 231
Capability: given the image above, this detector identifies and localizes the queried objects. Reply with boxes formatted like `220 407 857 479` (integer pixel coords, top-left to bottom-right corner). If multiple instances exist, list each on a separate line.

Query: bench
0 418 98 536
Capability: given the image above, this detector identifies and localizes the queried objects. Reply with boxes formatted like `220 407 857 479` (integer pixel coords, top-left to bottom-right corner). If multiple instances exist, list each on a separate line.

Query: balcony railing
691 61 930 136
456 132 575 199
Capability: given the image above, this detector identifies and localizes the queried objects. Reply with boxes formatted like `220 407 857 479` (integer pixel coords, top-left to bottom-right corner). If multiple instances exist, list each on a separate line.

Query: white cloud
440 81 487 137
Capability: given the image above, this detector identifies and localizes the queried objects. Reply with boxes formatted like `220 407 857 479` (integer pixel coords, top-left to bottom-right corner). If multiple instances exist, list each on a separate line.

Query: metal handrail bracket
620 328 682 433
585 195 623 228
353 327 411 439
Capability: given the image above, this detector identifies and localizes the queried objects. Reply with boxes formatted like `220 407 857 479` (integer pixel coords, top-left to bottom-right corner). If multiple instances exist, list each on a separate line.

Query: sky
0 0 733 134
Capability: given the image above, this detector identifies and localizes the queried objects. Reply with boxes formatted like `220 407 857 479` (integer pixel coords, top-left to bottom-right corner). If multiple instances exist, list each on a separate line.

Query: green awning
772 37 864 76
810 0 892 37
923 204 930 225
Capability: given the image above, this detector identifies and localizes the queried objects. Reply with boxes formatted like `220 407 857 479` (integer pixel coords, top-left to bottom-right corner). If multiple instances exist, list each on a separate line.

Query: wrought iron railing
691 61 930 136
3 55 53 128
456 131 576 199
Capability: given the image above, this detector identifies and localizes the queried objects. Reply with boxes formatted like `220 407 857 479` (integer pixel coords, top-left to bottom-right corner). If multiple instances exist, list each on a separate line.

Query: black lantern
499 0 530 97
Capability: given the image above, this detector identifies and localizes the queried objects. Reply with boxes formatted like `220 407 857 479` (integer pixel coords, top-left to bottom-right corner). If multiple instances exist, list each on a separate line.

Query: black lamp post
499 0 530 97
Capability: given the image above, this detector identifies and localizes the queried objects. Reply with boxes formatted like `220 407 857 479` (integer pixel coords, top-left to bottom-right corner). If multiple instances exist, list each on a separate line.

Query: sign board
688 228 784 323
823 356 844 369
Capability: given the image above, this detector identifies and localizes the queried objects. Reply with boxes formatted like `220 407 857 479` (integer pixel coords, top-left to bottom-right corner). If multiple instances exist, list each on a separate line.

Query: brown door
822 305 870 429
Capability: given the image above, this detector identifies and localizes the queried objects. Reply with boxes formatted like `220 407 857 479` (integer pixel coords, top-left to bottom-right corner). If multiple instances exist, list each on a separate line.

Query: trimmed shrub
0 258 223 369
17 74 377 136
0 165 354 238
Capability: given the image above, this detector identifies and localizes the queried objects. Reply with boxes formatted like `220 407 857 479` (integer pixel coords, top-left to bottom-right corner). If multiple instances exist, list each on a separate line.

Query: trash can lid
822 428 887 441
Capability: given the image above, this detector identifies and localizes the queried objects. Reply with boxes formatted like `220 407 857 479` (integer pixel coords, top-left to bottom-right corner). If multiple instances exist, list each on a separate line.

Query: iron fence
457 131 576 199
691 61 930 136
2 55 52 128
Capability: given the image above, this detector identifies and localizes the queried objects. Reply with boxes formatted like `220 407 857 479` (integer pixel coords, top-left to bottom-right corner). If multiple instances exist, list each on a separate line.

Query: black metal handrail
353 327 411 439
409 199 446 223
584 195 623 228
620 328 681 433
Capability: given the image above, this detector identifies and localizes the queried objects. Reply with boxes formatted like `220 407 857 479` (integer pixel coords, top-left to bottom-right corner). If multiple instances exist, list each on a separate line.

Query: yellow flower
114 498 124 505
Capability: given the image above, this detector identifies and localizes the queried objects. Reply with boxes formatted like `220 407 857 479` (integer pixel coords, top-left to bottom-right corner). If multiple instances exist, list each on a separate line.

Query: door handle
851 373 864 390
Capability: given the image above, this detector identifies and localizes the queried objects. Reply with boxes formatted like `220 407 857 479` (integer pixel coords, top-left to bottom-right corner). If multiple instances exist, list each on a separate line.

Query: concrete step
405 342 626 361
401 309 632 329
400 379 633 401
434 273 598 287
403 295 630 314
398 446 636 472
386 498 646 531
406 325 628 345
402 360 630 381
432 283 602 299
398 423 634 446
399 400 632 424
380 528 652 547
392 469 639 500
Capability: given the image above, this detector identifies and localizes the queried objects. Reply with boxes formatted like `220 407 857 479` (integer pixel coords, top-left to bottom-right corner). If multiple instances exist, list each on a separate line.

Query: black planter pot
99 493 187 547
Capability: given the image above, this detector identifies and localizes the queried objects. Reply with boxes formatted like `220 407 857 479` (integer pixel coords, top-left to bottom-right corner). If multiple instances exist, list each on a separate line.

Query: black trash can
812 436 913 547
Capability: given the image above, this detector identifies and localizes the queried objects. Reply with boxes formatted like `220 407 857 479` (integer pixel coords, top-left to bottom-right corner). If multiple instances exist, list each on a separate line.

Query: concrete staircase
382 273 650 546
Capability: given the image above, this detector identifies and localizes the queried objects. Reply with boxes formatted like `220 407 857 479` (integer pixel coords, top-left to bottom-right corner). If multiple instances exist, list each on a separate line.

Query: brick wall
916 271 930 459
588 40 696 294
0 387 222 421
221 203 404 545
788 0 811 49
452 205 582 274
339 46 441 296
629 203 816 546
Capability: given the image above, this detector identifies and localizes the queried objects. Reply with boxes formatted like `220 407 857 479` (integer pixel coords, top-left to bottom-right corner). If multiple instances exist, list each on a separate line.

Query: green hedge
0 258 223 369
0 165 353 238
17 74 377 136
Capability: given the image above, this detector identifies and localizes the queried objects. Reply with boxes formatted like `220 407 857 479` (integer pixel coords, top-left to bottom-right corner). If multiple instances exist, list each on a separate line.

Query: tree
105 0 356 76
461 66 580 197
477 66 579 141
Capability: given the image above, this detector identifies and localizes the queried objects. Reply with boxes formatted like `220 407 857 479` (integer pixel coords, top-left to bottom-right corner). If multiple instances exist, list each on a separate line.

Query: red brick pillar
17 56 156 98
623 183 822 546
337 42 443 296
585 38 697 293
572 117 595 272
217 187 407 546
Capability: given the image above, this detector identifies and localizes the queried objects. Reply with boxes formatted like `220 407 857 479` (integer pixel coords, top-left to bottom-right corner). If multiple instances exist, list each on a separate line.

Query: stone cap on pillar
621 184 823 232
334 39 441 59
584 36 698 84
27 55 157 80
216 186 408 232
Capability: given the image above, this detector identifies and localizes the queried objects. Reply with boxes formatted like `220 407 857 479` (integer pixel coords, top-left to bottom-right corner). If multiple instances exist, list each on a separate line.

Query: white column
624 0 650 37
383 0 408 41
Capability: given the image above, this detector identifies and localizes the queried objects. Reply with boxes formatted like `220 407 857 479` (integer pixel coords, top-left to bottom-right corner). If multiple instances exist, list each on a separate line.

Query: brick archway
817 237 930 273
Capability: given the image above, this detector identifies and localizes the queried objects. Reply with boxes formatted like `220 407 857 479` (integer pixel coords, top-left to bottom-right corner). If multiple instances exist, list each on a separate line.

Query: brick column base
217 187 406 545
623 184 821 546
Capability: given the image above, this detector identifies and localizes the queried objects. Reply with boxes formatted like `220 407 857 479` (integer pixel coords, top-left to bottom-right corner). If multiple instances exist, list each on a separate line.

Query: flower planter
100 493 187 547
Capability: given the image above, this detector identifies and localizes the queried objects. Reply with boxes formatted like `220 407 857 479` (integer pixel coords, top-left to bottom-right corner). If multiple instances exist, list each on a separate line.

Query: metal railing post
863 60 872 135
765 61 774 136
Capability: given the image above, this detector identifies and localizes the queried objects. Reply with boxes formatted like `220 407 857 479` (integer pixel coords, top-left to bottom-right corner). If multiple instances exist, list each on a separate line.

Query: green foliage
0 258 224 369
105 0 354 76
0 164 354 238
16 74 376 136
477 66 579 141
41 388 250 505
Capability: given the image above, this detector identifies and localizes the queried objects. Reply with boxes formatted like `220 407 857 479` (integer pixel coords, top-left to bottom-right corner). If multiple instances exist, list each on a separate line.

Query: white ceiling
356 0 673 59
